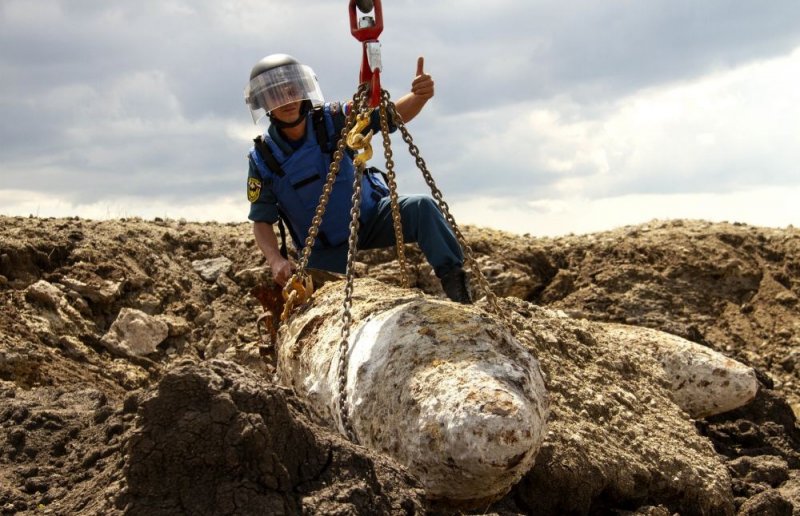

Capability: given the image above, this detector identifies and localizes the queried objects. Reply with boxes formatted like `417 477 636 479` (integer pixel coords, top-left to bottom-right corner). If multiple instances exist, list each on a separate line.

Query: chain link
386 101 506 320
278 83 508 444
274 85 369 442
337 158 365 443
378 90 409 288
282 85 368 302
336 86 373 443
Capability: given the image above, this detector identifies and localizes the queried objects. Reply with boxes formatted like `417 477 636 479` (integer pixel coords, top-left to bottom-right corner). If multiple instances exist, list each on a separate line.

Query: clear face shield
244 63 324 124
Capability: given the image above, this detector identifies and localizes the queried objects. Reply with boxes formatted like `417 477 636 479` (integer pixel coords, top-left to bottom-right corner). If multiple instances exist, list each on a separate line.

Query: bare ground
1 215 798 514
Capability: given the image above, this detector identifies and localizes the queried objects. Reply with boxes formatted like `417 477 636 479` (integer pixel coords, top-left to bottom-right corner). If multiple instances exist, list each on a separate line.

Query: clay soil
1 215 798 515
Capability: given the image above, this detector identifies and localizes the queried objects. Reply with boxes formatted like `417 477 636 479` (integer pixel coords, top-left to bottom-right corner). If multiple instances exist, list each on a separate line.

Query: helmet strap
268 100 312 130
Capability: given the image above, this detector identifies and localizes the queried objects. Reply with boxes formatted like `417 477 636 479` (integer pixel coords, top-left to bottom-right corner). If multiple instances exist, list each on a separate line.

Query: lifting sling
257 0 508 444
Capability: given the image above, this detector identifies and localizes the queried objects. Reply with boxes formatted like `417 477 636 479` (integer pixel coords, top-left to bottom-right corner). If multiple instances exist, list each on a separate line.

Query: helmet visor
244 63 324 123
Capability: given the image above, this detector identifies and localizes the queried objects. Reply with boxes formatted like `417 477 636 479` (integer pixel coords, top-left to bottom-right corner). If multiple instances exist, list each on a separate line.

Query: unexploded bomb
277 279 549 507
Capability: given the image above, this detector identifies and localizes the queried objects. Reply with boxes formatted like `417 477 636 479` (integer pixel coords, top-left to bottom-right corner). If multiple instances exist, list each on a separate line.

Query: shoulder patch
330 102 341 116
247 177 262 203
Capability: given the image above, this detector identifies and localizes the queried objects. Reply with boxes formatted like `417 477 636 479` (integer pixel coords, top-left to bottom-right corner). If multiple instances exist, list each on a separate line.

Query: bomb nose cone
410 376 545 501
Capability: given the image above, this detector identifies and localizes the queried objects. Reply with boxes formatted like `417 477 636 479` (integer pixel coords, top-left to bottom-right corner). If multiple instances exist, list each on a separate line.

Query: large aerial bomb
276 279 549 507
604 324 758 418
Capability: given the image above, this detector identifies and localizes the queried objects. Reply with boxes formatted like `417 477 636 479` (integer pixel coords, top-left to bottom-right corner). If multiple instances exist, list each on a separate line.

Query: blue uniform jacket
247 101 393 251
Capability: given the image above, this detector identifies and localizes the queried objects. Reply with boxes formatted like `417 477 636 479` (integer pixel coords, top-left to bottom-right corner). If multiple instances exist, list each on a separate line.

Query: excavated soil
1 215 798 515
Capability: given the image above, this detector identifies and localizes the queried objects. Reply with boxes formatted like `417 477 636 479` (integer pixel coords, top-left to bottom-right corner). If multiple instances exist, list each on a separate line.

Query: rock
775 291 798 306
8 428 26 447
475 255 541 300
24 280 63 309
60 276 121 305
233 266 269 290
101 308 169 357
0 345 44 385
157 315 190 337
134 293 161 314
777 474 800 513
0 379 16 398
58 335 91 361
738 489 793 516
194 310 213 325
191 257 232 282
779 352 799 373
278 279 549 508
603 324 758 418
728 456 790 487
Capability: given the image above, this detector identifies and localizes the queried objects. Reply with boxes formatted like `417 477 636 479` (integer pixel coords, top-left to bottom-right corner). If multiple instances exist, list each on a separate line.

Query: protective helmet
244 54 324 124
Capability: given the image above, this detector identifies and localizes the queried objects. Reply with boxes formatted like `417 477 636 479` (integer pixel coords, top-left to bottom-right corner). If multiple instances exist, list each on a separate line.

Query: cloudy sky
1 0 799 236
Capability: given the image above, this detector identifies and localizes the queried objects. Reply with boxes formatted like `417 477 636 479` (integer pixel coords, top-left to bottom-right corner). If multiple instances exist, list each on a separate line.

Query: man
244 54 471 303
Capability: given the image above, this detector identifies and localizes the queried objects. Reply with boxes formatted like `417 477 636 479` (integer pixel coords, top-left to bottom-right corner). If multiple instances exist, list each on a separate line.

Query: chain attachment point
280 273 314 322
346 110 375 167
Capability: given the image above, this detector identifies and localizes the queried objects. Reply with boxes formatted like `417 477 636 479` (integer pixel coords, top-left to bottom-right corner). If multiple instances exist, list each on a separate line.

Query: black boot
440 267 472 304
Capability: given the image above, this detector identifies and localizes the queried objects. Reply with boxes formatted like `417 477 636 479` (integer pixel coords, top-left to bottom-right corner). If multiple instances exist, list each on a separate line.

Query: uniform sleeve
247 156 280 224
368 105 396 134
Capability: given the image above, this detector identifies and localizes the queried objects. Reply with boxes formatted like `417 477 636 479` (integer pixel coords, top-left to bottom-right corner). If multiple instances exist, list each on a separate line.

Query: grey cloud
602 151 800 199
387 0 800 112
2 126 243 204
2 0 799 214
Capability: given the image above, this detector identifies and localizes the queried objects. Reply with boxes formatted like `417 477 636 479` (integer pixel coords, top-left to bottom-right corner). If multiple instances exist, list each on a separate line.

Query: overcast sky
1 0 798 236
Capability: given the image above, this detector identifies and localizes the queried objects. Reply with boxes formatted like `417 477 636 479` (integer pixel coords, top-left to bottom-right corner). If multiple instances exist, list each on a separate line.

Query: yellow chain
280 274 314 322
346 110 375 167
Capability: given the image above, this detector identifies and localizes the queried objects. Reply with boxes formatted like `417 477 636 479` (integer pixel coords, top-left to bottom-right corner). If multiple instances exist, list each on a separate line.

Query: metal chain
279 83 508 443
337 139 369 445
378 90 409 288
282 85 368 302
274 84 369 442
335 86 380 443
386 101 506 320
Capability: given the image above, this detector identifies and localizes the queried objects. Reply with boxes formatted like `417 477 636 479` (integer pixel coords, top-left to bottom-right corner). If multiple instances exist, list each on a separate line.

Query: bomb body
277 279 549 506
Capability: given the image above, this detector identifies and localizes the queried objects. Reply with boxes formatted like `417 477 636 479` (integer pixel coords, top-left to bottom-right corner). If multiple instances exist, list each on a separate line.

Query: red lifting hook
349 0 384 107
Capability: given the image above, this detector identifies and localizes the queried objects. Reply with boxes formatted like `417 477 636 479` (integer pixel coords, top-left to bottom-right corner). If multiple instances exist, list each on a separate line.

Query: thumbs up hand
411 56 434 100
394 56 434 123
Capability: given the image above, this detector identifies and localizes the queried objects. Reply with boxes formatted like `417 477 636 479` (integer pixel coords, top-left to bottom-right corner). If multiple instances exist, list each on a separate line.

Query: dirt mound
119 359 423 515
1 215 799 514
0 380 133 514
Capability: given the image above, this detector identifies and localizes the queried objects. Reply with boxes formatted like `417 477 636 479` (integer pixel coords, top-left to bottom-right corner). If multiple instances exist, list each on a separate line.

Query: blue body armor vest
249 103 389 251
